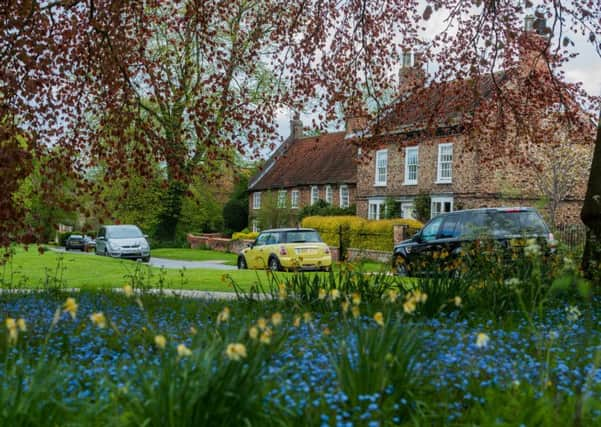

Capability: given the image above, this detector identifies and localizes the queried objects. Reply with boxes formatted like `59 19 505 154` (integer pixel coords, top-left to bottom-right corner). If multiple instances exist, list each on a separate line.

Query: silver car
95 225 151 262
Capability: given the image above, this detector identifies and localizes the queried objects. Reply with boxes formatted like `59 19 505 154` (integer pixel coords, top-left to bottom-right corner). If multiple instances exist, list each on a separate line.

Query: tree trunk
155 179 187 243
581 116 601 281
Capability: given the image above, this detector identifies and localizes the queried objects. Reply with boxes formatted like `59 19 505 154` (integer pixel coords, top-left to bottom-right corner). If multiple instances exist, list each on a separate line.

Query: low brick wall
187 234 252 254
188 234 391 263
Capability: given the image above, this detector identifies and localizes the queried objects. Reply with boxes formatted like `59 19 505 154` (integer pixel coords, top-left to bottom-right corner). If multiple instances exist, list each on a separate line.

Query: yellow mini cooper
237 228 332 272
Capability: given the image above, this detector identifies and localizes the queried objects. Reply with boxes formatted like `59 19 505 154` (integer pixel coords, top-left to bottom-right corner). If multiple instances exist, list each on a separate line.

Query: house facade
354 36 594 225
248 115 357 230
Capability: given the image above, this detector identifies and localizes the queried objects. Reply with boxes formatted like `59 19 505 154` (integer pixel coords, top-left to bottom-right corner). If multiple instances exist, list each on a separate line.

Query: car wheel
65 245 69 251
142 256 150 263
394 255 410 277
268 256 281 272
237 256 247 270
104 249 108 257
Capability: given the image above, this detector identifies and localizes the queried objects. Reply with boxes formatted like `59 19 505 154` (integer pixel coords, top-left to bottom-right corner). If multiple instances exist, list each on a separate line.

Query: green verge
1 247 390 291
151 248 238 265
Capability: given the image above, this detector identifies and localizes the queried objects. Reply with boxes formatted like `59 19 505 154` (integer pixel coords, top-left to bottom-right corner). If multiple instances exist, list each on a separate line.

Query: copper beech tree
1 0 600 273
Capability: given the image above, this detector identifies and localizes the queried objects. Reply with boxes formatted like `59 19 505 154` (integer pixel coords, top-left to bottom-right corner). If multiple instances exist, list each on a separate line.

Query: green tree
223 175 249 234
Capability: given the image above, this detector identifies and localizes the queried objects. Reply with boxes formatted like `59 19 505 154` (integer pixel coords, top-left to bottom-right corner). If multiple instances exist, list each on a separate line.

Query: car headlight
109 242 121 250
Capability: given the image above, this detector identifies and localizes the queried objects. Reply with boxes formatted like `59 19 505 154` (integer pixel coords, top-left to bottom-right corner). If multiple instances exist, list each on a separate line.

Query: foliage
254 191 294 230
413 193 431 223
298 199 356 220
223 175 250 235
301 216 423 251
231 231 259 241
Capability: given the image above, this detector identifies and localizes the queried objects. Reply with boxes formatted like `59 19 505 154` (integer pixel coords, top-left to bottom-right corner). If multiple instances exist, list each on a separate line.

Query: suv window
438 215 460 239
421 217 444 242
457 210 548 238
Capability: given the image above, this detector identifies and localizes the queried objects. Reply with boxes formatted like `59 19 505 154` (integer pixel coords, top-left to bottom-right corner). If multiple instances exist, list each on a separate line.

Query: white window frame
252 219 260 233
339 185 350 208
374 149 388 186
401 202 416 219
252 192 261 210
431 196 454 218
310 186 319 205
291 190 300 209
277 190 287 208
436 143 453 184
403 146 419 185
368 199 385 220
325 185 333 204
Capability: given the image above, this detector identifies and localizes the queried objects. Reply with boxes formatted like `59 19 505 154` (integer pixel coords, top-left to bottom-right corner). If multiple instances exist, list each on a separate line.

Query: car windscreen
284 230 322 243
108 227 143 239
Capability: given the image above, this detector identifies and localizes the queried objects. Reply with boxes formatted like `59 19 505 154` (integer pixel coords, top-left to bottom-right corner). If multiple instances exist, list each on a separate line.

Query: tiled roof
379 72 507 132
249 131 356 191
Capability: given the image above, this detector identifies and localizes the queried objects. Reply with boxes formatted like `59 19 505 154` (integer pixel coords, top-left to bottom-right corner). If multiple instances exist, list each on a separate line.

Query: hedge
301 216 423 251
232 231 259 241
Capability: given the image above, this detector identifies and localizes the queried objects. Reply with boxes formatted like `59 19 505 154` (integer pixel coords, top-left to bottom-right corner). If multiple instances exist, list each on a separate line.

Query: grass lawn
151 248 238 265
1 247 391 292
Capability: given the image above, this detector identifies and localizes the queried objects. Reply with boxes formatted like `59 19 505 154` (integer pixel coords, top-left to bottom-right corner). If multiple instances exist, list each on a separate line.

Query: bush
232 231 259 241
298 200 356 220
301 216 423 251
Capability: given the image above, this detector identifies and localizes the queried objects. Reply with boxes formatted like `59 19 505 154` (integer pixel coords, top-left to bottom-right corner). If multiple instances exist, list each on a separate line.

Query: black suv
392 207 555 276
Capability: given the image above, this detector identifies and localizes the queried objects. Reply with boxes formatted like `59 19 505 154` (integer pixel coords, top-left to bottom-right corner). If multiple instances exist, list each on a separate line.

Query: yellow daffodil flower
154 335 167 349
123 284 134 297
271 312 283 327
249 326 259 340
225 343 247 361
63 297 78 320
476 332 490 348
89 312 107 328
373 312 385 327
177 344 192 357
216 307 230 324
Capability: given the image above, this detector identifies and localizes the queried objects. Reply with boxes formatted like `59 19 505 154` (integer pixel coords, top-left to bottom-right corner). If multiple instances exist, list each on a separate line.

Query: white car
95 225 151 262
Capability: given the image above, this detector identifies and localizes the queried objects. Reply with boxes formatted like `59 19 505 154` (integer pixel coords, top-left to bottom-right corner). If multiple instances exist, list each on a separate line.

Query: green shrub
232 231 259 241
301 216 423 251
298 199 356 219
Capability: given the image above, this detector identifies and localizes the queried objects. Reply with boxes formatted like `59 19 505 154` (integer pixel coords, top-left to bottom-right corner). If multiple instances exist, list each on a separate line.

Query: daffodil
403 300 416 314
330 289 340 300
5 318 16 330
225 343 247 361
63 297 78 320
341 300 350 314
190 326 198 335
5 317 18 345
318 288 327 300
373 312 385 326
89 312 107 328
476 332 490 348
154 335 167 349
293 316 301 328
387 289 399 303
16 318 26 332
249 326 259 340
351 305 360 319
257 317 267 330
271 312 283 327
216 307 230 324
323 327 331 336
278 283 287 300
303 312 312 323
454 296 462 307
123 284 134 297
351 292 361 306
260 328 272 344
177 344 192 357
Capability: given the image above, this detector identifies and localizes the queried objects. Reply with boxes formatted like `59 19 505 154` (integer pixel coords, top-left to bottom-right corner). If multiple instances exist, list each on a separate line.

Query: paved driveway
49 247 236 270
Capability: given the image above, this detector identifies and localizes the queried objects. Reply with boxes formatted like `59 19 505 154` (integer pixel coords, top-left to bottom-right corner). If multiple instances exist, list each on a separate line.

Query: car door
408 216 445 271
96 227 106 254
435 213 462 271
247 232 269 269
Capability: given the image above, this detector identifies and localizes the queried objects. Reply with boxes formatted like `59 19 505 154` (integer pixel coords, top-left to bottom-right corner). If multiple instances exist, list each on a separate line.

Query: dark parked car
83 236 96 252
392 207 556 276
65 234 85 251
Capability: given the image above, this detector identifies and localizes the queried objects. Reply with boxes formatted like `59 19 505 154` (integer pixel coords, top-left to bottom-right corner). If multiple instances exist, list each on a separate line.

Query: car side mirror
144 234 148 238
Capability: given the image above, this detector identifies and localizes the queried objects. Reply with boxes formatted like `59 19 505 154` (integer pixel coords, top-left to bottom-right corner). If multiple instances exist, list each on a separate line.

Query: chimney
398 51 426 96
290 111 303 139
344 98 368 136
518 14 550 77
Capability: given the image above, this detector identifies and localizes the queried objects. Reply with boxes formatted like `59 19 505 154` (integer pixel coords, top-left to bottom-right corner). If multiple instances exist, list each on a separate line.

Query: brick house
248 114 357 230
354 31 594 225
